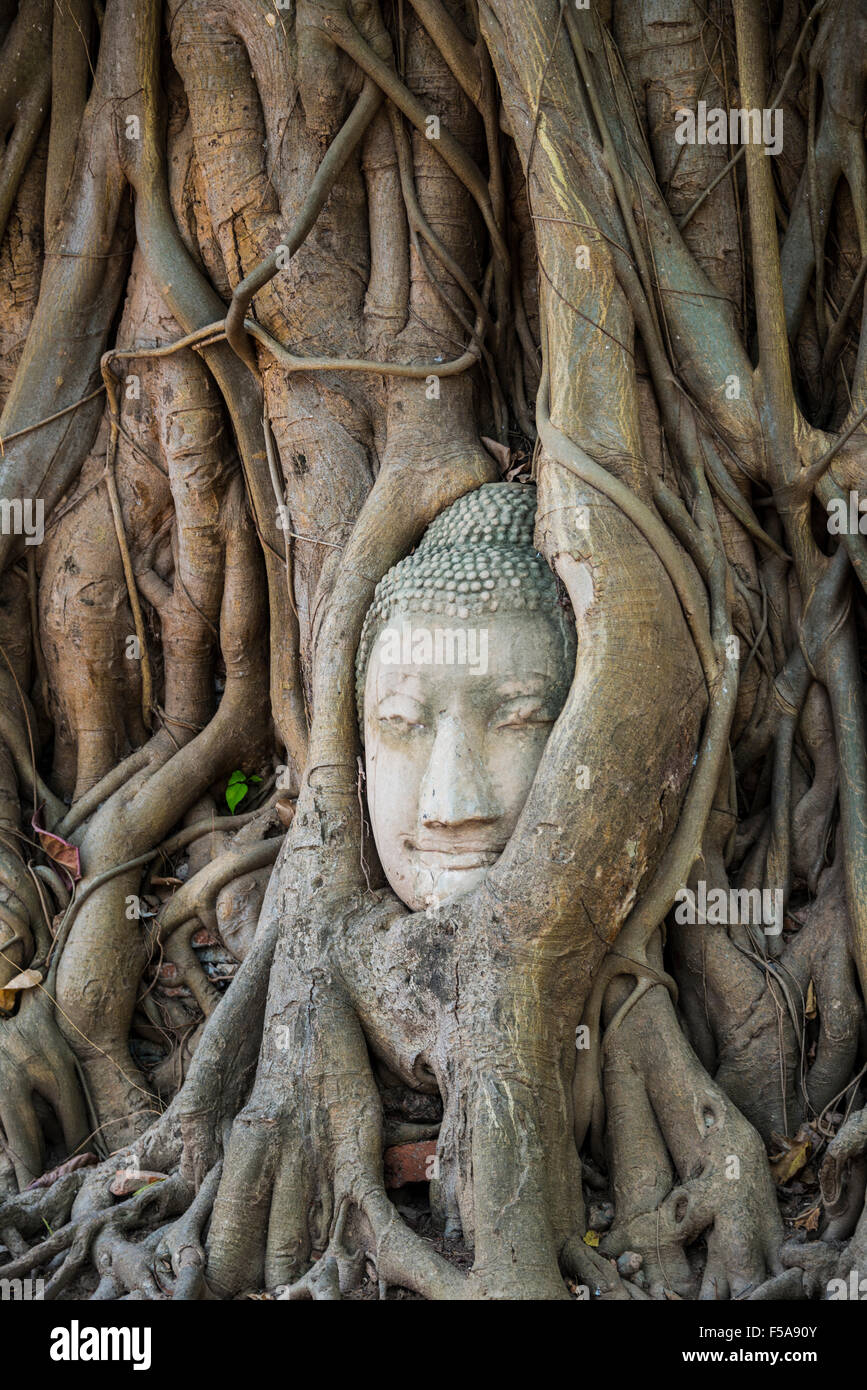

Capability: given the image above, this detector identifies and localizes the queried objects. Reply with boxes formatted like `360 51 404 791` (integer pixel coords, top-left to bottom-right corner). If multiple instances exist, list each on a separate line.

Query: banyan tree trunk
0 0 864 1306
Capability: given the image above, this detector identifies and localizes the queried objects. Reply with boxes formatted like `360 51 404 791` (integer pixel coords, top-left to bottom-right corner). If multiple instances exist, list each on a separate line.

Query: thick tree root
0 984 89 1191
274 1200 364 1300
599 951 785 1300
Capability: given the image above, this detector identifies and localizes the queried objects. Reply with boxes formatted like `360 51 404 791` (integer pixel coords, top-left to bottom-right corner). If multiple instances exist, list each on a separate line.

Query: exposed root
153 1159 223 1300
274 1199 364 1301
0 982 89 1190
599 947 784 1301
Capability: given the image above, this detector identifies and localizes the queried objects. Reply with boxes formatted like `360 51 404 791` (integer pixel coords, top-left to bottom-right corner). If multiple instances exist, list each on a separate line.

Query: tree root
152 1159 223 1300
274 1199 364 1300
599 945 784 1300
0 982 89 1190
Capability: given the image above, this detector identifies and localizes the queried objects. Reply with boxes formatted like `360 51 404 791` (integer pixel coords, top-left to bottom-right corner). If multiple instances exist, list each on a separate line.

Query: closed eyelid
493 696 554 722
375 695 426 718
495 689 547 708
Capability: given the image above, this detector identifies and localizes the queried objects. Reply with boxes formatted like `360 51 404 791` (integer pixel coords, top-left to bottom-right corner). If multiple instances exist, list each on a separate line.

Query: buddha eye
492 698 553 730
375 697 427 734
378 713 425 734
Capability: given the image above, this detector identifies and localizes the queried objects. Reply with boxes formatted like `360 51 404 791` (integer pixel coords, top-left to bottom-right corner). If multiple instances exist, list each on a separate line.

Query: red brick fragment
383 1140 437 1189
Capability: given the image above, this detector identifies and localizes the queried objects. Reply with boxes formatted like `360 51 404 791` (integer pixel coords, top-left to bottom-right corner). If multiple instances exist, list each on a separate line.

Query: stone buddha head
356 483 576 911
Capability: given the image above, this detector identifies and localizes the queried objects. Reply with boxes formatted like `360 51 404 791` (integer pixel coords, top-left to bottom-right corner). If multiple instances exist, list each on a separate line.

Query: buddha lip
411 847 501 869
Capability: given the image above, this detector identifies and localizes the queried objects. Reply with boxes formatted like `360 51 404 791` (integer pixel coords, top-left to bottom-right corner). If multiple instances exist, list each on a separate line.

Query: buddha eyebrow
376 691 424 705
493 676 551 695
376 670 426 692
374 678 426 703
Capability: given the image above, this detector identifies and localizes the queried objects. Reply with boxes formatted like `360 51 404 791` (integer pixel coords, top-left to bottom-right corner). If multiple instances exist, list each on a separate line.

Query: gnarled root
0 984 89 1191
153 1159 223 1300
599 942 785 1300
786 1106 867 1297
274 1198 364 1300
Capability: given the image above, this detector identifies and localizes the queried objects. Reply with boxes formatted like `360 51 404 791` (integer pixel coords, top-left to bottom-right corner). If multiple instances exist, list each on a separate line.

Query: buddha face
363 605 573 911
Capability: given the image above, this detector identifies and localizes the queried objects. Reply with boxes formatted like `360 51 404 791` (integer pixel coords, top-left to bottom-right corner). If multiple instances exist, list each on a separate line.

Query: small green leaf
249 774 263 783
226 779 248 813
226 769 246 787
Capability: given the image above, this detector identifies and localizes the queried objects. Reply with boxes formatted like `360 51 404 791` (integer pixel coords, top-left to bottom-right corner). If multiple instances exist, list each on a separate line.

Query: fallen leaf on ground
3 968 42 991
770 1138 812 1185
805 979 817 1019
31 811 81 884
27 1152 98 1189
110 1170 168 1197
793 1204 821 1231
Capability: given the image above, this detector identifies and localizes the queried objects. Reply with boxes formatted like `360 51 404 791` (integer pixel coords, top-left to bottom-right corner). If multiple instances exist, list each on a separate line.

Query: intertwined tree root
0 0 866 1304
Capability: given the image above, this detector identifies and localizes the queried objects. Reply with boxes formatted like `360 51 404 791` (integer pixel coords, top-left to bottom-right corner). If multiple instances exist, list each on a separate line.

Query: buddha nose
418 715 502 829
